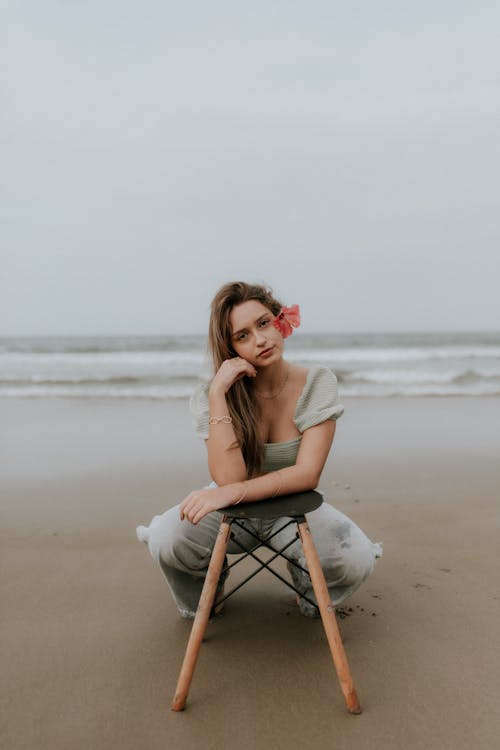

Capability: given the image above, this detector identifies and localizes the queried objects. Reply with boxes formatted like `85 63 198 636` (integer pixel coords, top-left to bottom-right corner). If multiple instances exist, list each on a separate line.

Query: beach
1 396 499 750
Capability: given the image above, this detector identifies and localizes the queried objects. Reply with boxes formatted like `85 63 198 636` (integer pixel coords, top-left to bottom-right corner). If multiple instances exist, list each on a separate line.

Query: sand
1 397 499 750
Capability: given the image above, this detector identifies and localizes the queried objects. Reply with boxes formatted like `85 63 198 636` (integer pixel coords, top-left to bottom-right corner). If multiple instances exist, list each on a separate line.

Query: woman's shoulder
293 363 338 398
293 364 344 432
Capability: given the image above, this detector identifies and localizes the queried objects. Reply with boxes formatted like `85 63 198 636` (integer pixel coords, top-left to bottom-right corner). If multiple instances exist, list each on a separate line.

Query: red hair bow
273 304 301 339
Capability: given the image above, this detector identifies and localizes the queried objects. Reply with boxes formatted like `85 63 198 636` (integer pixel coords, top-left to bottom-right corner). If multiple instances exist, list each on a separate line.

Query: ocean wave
2 383 499 399
291 346 500 364
0 335 206 354
0 350 207 366
340 384 500 397
1 333 499 399
451 369 500 385
0 384 194 399
0 375 145 386
338 368 500 386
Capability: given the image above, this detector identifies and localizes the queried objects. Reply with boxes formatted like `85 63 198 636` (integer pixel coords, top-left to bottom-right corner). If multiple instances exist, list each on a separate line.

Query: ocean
1 332 499 399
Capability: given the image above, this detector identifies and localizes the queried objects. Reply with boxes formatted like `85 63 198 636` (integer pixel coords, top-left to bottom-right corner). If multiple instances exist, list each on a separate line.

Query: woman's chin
256 351 283 368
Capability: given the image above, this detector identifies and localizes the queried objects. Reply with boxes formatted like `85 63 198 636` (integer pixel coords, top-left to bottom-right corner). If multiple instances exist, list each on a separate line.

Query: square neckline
263 365 318 447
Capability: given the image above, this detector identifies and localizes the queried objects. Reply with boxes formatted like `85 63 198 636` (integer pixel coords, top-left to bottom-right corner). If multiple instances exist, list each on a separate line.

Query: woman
137 281 381 618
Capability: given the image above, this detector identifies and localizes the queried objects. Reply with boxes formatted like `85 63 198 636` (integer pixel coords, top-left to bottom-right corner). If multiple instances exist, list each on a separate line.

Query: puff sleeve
293 365 344 433
189 381 210 439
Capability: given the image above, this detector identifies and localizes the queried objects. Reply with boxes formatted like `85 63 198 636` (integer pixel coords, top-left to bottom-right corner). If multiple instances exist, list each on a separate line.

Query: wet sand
1 397 499 749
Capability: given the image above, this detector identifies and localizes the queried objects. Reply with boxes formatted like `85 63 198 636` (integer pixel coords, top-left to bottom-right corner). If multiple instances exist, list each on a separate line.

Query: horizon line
1 329 499 339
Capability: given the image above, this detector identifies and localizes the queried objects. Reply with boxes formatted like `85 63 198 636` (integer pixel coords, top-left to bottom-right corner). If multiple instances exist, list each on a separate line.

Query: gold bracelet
209 415 233 425
233 481 248 505
271 470 284 498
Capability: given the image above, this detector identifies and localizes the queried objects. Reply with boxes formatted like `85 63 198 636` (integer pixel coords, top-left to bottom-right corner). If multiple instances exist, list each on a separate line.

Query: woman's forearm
224 464 318 505
180 464 319 525
206 390 247 484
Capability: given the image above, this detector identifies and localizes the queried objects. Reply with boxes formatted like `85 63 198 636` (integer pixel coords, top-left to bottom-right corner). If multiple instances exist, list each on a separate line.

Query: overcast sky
1 1 499 335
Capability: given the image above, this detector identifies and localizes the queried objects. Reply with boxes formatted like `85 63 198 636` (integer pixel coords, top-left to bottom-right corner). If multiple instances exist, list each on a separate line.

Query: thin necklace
254 365 290 399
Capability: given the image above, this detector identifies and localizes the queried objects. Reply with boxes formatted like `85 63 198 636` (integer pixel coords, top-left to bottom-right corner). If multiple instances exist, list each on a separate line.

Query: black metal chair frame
214 517 319 615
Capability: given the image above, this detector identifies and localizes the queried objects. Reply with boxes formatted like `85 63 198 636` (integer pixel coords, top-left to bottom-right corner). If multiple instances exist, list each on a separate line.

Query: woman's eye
237 332 247 341
259 319 270 327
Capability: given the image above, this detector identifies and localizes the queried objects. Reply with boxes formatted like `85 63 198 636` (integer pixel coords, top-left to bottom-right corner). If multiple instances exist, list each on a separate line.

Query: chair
172 490 362 714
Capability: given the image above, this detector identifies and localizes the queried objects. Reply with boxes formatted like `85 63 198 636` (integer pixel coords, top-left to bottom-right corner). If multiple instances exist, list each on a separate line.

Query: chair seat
222 489 323 520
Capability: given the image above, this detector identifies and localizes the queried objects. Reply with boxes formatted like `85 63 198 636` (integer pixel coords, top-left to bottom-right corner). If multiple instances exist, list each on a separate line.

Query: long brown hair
208 281 282 477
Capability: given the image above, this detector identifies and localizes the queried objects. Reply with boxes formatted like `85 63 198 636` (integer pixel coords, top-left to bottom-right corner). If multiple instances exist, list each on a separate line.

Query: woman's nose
255 328 267 345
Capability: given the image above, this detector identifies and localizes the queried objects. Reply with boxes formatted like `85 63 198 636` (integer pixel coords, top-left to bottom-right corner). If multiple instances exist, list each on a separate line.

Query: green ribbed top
190 364 344 472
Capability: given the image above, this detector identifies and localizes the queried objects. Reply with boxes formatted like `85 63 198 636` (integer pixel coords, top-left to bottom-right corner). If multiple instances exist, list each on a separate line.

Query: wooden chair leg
171 519 232 711
297 519 362 714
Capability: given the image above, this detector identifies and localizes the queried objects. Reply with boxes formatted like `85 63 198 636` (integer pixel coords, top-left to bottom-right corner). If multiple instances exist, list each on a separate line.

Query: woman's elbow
207 455 246 486
209 469 247 486
300 468 321 491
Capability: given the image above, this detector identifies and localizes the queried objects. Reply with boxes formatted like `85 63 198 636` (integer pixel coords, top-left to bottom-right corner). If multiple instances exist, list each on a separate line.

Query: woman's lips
258 347 274 358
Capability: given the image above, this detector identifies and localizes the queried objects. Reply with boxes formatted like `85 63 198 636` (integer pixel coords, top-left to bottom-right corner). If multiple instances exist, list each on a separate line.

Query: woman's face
228 299 283 366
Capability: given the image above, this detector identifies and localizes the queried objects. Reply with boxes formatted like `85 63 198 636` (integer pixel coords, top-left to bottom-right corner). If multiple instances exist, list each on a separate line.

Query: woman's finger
192 504 209 525
210 357 256 395
186 494 204 523
179 491 198 520
234 358 257 376
190 504 203 524
225 358 256 376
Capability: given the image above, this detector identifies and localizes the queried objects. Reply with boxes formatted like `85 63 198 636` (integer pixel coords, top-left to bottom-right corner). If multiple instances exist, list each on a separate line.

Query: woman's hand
179 484 238 525
209 357 257 397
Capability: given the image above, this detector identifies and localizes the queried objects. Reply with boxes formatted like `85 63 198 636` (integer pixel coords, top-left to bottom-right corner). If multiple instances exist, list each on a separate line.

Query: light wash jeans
137 494 382 619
